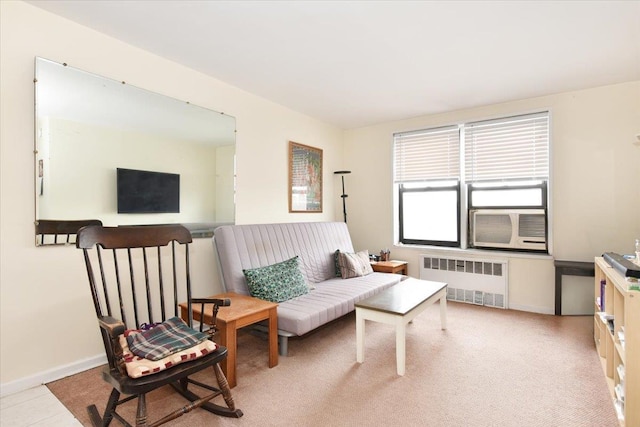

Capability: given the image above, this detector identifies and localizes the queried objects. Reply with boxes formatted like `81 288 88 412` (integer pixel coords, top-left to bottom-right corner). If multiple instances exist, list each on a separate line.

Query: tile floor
0 385 81 426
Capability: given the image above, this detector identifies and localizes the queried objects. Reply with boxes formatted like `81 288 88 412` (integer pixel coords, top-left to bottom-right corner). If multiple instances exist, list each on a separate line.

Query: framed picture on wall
289 141 323 213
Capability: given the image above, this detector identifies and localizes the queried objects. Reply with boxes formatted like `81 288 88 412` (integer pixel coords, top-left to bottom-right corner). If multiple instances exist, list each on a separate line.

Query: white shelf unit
594 257 640 427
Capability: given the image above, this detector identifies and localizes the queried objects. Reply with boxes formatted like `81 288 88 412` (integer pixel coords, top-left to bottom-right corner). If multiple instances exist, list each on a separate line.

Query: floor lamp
334 170 351 223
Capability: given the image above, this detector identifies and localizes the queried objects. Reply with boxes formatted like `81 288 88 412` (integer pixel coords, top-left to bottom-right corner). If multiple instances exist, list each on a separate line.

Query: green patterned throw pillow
243 256 309 303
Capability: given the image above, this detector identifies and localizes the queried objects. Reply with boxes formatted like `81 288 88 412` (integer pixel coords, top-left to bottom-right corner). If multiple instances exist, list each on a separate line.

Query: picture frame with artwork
289 141 322 213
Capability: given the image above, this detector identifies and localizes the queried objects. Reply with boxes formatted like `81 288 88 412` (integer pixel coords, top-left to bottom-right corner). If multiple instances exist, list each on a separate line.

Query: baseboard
509 303 554 315
0 353 106 398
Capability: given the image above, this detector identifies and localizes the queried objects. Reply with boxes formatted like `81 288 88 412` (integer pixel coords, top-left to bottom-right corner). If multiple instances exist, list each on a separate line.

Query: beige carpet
47 302 619 427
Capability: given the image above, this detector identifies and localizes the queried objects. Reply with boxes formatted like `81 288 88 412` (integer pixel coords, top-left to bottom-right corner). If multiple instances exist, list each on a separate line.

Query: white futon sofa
213 221 403 355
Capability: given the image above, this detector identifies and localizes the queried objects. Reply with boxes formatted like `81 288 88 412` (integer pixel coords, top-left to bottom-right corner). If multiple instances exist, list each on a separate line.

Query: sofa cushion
214 222 355 295
243 256 309 303
338 250 374 279
276 272 402 336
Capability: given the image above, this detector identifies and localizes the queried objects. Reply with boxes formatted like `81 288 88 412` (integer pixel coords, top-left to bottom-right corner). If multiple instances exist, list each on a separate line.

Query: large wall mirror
34 57 236 245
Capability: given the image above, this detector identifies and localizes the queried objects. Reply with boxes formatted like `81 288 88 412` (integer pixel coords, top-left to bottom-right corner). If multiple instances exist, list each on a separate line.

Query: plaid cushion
126 317 209 361
119 334 217 378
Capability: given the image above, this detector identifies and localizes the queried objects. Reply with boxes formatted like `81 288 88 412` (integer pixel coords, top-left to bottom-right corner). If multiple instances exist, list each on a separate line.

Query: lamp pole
334 171 351 223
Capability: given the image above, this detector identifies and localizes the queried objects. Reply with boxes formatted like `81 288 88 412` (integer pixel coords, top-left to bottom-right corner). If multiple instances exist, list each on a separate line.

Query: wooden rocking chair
76 224 243 426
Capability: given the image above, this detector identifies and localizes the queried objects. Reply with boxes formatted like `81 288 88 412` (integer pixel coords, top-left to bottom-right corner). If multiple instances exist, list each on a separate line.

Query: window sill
394 242 553 260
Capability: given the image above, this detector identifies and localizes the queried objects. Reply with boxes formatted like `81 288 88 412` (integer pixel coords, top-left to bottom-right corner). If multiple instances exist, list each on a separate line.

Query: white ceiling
27 0 640 129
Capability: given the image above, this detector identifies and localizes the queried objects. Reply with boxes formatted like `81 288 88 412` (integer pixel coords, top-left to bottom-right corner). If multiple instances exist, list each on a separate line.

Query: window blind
393 125 460 183
464 112 549 183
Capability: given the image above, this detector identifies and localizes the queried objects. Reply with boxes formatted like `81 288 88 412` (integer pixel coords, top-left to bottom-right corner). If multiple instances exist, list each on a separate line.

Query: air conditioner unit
470 209 547 251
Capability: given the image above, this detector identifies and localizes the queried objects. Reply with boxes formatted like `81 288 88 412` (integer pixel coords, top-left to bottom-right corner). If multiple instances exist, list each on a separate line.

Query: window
394 126 460 246
399 181 460 246
394 112 550 252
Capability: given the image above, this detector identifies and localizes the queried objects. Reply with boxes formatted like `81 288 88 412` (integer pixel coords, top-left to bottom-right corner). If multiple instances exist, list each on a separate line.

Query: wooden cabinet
594 257 640 426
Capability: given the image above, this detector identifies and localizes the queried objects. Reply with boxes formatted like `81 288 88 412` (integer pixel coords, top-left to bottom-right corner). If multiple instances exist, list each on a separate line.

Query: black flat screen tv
117 168 180 214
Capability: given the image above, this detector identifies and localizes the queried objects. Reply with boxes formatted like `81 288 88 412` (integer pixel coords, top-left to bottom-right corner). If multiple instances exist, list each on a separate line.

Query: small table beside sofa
371 260 408 275
180 292 278 388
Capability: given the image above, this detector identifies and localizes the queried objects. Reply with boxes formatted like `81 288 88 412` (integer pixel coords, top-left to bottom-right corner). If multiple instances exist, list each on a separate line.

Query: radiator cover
419 255 508 309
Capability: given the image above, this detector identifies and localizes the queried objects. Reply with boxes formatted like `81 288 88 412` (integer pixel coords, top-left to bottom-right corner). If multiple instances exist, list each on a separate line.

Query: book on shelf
619 326 626 349
615 383 625 402
596 312 614 321
614 399 624 421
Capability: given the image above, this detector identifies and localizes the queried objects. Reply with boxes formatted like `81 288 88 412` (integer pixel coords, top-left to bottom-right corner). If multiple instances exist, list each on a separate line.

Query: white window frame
393 111 551 254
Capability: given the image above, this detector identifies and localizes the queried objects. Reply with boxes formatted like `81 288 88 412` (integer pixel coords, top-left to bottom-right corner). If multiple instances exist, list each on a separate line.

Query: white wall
0 1 343 393
343 82 640 313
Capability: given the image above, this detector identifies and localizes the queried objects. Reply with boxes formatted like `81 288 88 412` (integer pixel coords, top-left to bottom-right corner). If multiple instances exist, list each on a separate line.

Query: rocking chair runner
76 224 243 426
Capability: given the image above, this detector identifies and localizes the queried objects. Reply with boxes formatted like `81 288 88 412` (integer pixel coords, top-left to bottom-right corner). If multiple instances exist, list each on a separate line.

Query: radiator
419 255 508 309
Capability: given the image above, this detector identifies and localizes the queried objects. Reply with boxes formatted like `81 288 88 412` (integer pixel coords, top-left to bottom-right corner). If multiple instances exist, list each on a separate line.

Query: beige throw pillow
338 250 373 279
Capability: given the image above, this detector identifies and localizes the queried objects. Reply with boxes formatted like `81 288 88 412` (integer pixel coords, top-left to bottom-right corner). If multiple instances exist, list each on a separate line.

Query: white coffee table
355 277 447 375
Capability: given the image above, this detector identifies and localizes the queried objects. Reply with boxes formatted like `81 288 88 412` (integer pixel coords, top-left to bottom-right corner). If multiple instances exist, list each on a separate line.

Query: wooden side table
371 260 408 275
179 292 278 388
